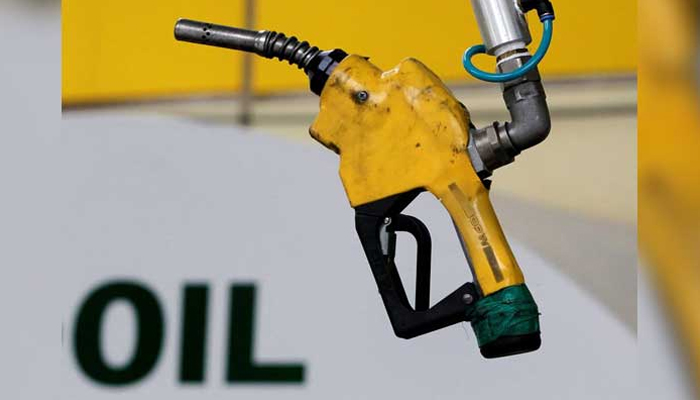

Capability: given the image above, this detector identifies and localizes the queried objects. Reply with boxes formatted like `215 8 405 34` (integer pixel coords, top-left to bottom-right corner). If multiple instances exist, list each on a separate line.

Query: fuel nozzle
174 19 347 95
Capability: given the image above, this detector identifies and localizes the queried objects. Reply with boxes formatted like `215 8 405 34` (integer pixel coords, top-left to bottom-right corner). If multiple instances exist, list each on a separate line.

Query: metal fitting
497 51 541 88
469 54 551 176
471 0 532 57
503 79 550 151
468 123 518 178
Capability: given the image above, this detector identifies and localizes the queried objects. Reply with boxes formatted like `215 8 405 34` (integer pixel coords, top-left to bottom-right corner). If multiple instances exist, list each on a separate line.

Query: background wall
62 0 637 105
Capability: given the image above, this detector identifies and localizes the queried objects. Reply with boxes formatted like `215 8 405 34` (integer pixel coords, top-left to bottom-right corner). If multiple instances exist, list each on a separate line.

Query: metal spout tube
175 19 263 53
174 18 348 95
174 19 322 71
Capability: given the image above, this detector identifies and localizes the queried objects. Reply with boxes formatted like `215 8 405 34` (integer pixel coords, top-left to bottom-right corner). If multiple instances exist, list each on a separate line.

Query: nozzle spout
175 19 265 54
174 18 347 95
175 18 325 71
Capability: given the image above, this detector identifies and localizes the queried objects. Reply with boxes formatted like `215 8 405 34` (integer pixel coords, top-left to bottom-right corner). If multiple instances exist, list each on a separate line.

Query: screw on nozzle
174 18 347 95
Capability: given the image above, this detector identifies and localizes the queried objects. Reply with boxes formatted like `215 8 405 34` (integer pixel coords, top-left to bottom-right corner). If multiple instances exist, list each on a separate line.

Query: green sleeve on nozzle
467 284 541 348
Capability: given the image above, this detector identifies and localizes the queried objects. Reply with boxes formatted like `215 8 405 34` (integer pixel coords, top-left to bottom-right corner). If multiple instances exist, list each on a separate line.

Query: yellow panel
62 0 637 103
62 0 244 104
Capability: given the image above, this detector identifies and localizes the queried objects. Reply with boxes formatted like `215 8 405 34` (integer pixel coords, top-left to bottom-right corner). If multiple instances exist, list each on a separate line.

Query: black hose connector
304 49 349 95
519 0 555 18
174 19 347 95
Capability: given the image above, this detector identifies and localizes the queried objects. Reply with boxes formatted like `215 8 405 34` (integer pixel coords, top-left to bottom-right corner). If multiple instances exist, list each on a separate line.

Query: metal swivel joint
466 0 555 178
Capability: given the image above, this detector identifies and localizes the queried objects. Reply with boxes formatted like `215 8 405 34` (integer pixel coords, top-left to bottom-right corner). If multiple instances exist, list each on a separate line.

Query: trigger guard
354 189 479 339
386 214 432 311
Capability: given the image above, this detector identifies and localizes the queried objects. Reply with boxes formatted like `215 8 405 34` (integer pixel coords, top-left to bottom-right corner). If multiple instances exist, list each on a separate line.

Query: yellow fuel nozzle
175 19 542 359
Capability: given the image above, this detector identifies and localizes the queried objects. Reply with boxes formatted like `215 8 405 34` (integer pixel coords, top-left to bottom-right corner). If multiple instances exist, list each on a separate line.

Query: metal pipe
470 0 531 56
465 0 552 177
503 80 550 150
467 59 551 177
175 19 264 53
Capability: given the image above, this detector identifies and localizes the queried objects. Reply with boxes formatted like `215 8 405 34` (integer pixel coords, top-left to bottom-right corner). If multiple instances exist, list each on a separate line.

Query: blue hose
462 15 554 83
